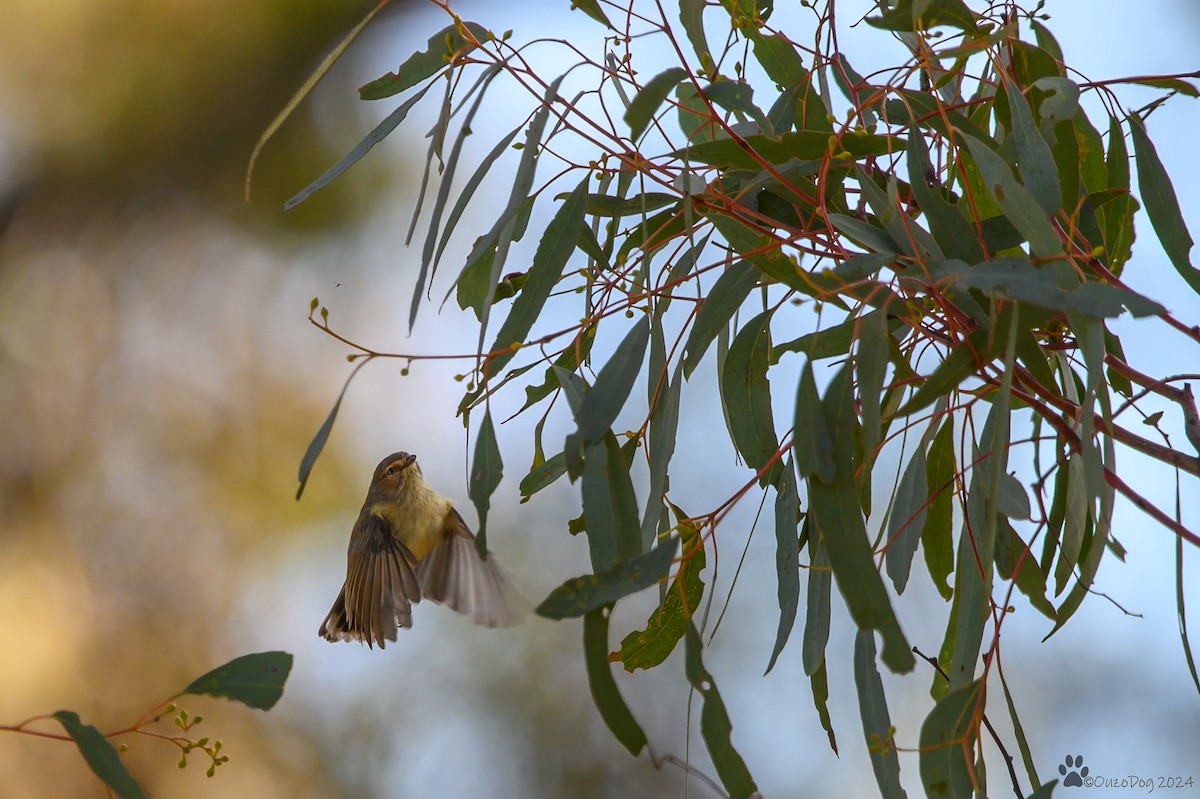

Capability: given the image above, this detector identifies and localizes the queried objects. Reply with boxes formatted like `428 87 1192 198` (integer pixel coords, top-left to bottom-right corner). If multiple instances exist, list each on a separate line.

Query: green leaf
245 3 386 201
565 317 650 479
485 179 589 379
766 461 800 673
682 260 759 377
961 134 1063 259
885 446 929 594
684 625 759 799
995 521 1056 620
1004 76 1062 215
359 22 490 100
625 67 690 141
54 711 148 799
181 651 294 711
809 660 839 754
679 0 712 70
854 631 906 799
641 357 684 546
794 360 836 485
518 451 565 501
619 517 705 670
570 0 614 28
857 308 889 459
286 81 436 210
584 606 647 756
413 65 506 330
802 522 832 675
1129 114 1200 295
431 123 524 287
866 0 981 35
538 537 678 619
897 303 1015 418
772 315 858 364
579 432 644 570
703 80 769 131
673 130 903 170
952 257 1165 318
721 311 782 487
907 128 984 263
923 418 955 600
750 32 807 87
296 367 358 500
809 366 914 673
919 679 983 798
468 409 503 557
580 192 679 218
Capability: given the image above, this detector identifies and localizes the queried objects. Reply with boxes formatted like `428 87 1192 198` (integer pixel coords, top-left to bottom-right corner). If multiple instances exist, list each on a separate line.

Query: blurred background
0 1 1197 797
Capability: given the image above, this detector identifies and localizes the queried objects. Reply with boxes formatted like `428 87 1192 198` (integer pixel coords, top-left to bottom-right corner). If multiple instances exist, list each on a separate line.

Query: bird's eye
386 466 396 476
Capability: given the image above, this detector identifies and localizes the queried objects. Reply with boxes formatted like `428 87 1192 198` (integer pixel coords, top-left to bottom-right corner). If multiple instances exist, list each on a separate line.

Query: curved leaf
684 625 759 799
585 606 647 756
854 631 906 799
625 68 690 141
536 536 679 619
682 260 759 377
721 310 782 487
180 651 294 711
359 22 490 100
469 409 502 557
54 711 147 799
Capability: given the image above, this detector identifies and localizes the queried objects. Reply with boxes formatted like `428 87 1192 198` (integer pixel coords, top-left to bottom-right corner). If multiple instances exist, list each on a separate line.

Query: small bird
319 451 524 648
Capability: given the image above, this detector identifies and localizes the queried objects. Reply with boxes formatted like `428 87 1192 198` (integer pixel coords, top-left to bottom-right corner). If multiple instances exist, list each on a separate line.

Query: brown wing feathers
319 514 421 649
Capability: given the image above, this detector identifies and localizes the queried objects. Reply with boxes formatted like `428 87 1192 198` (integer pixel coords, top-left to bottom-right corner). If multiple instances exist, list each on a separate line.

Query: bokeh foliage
282 1 1200 796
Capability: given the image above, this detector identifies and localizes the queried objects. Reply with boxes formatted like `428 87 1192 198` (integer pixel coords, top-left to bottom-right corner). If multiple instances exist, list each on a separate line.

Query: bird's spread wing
319 513 421 648
415 508 527 628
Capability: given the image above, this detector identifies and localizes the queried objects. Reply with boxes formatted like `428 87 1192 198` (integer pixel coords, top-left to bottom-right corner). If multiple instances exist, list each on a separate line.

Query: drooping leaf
285 81 436 210
853 631 907 799
809 366 915 673
793 360 836 485
518 451 566 501
359 22 490 100
961 134 1063 259
584 606 647 756
906 127 984 263
618 516 705 670
809 660 839 754
579 432 644 570
886 446 929 594
641 357 684 546
684 625 759 799
565 317 650 481
625 68 690 141
54 711 148 799
471 75 567 358
766 461 800 673
721 311 783 487
180 651 294 711
802 522 831 675
682 260 759 377
678 0 711 71
1129 114 1200 295
246 0 388 201
1004 75 1062 216
469 409 503 557
536 535 678 619
296 364 361 500
923 418 955 600
484 179 589 378
919 679 983 798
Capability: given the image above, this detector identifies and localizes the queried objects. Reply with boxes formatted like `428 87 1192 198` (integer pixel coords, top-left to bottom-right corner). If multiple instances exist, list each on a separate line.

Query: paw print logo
1059 755 1088 787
